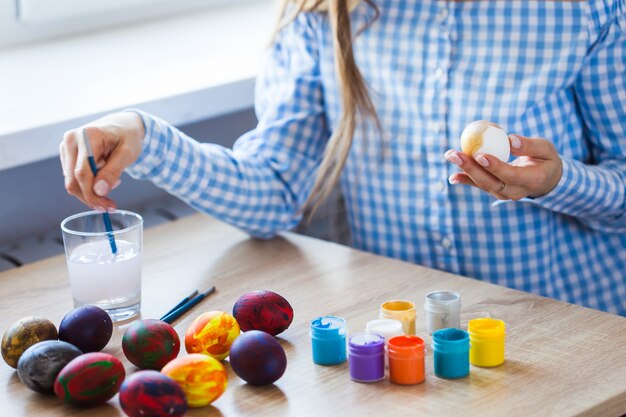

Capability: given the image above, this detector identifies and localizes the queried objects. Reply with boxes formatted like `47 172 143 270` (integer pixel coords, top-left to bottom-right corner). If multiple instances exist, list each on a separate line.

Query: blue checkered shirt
127 0 626 315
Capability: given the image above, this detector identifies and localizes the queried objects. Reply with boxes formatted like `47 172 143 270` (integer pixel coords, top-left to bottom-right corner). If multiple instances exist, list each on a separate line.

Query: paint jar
310 316 347 366
468 318 506 367
348 333 385 383
380 300 416 335
432 328 470 379
424 291 461 334
365 318 404 368
388 335 425 385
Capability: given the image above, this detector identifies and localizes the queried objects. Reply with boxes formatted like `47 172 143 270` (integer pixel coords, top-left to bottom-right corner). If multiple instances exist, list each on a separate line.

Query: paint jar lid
388 335 425 357
468 318 505 338
380 300 416 313
349 333 385 355
365 319 404 340
424 291 461 313
431 328 469 353
310 316 347 339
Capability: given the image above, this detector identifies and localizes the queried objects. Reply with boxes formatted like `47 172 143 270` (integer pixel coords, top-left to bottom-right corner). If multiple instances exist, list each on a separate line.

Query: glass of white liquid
61 210 143 322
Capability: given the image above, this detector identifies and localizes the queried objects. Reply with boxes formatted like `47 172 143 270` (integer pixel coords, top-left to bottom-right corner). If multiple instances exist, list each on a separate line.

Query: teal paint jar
432 328 470 379
310 316 347 365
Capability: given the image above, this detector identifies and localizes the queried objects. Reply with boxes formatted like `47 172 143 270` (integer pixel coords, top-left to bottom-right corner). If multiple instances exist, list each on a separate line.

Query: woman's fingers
59 112 143 211
445 150 517 199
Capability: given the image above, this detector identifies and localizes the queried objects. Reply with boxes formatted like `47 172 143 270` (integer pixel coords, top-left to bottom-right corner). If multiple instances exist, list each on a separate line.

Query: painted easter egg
58 305 113 352
232 290 294 336
161 353 227 407
460 120 511 162
123 319 180 370
119 370 187 417
54 352 125 407
2 316 58 368
185 311 240 361
229 330 287 386
17 340 82 393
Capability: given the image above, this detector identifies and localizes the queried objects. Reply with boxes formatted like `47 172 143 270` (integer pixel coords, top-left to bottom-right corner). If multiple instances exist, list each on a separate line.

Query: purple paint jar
348 333 385 383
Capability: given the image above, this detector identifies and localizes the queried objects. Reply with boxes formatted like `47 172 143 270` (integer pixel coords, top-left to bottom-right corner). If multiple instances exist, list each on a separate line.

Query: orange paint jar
388 335 425 385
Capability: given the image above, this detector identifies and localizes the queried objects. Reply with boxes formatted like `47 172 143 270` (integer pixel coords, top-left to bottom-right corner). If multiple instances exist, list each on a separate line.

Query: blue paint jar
348 333 385 383
432 328 470 379
310 316 347 365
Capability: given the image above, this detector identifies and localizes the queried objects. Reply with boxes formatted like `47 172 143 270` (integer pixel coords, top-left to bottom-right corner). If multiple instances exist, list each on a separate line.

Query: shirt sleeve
125 12 329 238
530 6 626 233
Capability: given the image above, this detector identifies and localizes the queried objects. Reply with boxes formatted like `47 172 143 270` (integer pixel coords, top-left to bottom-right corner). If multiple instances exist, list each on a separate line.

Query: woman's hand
444 133 563 200
59 112 145 211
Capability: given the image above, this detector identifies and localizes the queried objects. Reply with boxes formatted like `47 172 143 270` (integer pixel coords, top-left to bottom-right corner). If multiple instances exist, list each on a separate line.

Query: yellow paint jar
379 300 416 335
468 318 506 367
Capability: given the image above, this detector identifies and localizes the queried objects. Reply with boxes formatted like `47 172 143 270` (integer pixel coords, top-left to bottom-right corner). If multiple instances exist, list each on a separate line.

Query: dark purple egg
232 290 294 336
58 305 112 352
54 352 125 407
229 330 287 386
119 370 187 417
17 340 82 393
123 319 180 370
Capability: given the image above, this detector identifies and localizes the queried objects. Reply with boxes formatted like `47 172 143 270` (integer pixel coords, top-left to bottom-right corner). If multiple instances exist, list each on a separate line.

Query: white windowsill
0 0 274 172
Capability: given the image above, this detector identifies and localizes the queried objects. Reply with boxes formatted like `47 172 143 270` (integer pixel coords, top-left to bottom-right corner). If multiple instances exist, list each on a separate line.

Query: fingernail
476 154 490 167
446 151 462 166
95 206 106 213
106 207 116 213
509 134 521 149
449 176 460 184
94 180 110 197
111 179 122 190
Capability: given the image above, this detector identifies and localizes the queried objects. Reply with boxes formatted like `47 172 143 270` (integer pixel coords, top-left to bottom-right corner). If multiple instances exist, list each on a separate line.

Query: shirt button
437 182 446 193
432 121 445 134
438 8 449 21
434 67 447 81
442 237 453 250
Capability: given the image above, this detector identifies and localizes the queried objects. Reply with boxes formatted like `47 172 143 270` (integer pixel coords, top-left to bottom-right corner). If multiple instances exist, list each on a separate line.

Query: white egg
460 120 511 162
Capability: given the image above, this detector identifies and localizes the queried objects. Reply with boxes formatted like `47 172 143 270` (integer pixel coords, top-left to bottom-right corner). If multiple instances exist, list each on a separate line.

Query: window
0 0 238 48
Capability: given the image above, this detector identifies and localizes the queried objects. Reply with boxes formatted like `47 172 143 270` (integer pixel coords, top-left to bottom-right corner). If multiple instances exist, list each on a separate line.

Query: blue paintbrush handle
86 154 117 254
161 287 216 324
161 290 199 318
161 295 204 324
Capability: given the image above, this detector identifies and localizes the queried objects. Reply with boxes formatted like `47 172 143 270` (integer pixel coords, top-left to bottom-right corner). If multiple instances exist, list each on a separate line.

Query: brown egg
2 316 58 368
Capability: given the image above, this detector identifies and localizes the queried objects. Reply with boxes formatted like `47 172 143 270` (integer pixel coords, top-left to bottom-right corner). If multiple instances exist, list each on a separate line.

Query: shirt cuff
123 108 162 180
490 158 582 211
508 157 624 220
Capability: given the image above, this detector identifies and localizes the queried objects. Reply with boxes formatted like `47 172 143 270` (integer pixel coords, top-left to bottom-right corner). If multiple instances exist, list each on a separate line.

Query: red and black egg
54 352 125 407
232 290 294 336
122 319 180 370
119 370 187 417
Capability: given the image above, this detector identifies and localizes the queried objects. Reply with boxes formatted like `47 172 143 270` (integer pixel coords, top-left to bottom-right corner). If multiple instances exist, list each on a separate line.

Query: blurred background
0 0 348 272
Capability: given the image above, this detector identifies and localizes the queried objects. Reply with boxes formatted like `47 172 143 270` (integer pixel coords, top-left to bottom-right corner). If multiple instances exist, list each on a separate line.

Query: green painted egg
54 352 125 406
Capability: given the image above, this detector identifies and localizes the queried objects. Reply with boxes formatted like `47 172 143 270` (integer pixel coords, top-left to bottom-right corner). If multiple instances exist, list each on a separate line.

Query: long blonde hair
274 0 380 214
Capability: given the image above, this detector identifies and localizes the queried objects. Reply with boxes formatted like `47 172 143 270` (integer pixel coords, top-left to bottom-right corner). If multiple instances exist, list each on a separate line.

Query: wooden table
1 214 625 417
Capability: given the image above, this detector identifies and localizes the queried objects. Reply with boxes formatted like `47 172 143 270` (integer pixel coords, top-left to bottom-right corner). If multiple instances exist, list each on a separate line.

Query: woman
60 0 626 315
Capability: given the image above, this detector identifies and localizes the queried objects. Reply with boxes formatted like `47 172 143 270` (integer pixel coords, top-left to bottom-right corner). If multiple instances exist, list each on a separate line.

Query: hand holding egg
446 121 563 200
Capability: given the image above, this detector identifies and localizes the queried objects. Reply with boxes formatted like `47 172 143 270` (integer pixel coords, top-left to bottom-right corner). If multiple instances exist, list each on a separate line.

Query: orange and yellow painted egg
161 353 227 407
185 311 240 361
